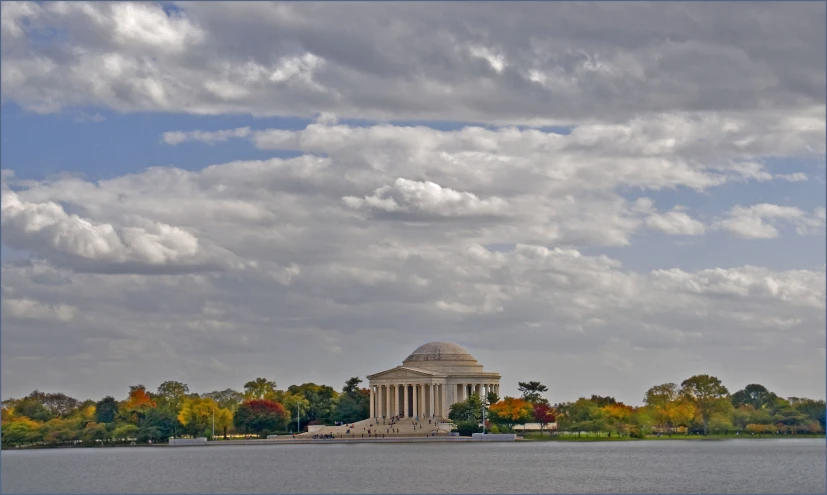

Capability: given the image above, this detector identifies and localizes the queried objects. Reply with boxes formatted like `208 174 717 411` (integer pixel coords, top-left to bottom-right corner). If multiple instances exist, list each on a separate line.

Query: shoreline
4 434 824 450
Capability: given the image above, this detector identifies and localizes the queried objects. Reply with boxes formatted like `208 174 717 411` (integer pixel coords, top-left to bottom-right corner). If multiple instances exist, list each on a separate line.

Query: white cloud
343 178 508 219
162 127 251 145
715 203 824 239
645 209 706 236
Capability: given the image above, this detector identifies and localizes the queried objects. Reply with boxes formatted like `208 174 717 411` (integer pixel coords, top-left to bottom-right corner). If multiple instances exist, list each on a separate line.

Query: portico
367 342 501 419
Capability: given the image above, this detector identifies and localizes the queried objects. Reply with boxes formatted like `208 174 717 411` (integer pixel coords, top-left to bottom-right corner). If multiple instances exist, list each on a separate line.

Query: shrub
455 420 482 436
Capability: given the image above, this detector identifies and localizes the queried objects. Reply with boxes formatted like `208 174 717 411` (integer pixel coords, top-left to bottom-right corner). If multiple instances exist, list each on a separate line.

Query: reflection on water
2 439 825 494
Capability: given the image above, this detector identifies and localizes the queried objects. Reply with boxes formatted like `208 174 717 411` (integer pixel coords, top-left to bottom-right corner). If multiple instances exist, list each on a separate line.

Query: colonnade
369 382 500 419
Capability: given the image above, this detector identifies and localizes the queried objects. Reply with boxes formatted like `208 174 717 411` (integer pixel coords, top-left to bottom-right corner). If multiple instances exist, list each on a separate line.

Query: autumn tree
518 381 549 405
488 397 533 432
178 396 219 437
533 402 556 436
234 400 289 436
119 385 157 426
644 383 679 434
680 374 730 435
243 378 278 400
156 381 190 410
215 407 233 439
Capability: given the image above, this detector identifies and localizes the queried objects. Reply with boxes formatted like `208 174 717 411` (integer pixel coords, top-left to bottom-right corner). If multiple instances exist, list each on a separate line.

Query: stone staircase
297 416 454 439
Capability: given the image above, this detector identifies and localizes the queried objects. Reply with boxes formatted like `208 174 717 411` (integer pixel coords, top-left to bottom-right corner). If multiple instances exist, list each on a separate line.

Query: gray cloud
1 2 824 124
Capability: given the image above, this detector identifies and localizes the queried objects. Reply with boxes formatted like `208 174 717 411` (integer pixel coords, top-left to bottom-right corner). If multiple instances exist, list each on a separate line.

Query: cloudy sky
1 2 825 405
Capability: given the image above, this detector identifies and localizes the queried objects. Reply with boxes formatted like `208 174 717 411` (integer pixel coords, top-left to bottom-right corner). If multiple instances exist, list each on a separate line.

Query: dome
403 341 477 363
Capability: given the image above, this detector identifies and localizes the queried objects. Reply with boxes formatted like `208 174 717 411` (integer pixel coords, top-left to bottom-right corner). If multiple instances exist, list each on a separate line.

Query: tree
644 383 679 408
518 381 549 405
1 417 43 446
95 396 118 424
281 393 310 431
533 402 556 436
243 378 277 400
215 408 233 439
287 383 339 423
156 381 190 411
486 391 500 406
449 394 483 423
234 400 289 436
38 392 79 418
111 424 139 442
143 406 181 441
789 398 827 428
202 389 244 413
119 385 157 426
13 398 53 422
680 374 730 435
178 396 219 437
488 397 533 432
589 395 618 408
81 422 110 444
731 384 778 411
342 377 363 395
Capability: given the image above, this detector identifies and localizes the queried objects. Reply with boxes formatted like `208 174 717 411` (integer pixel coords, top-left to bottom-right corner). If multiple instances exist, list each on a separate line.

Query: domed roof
403 341 477 363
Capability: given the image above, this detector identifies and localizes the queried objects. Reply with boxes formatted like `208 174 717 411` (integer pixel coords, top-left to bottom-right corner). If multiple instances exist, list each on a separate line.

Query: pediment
368 366 444 380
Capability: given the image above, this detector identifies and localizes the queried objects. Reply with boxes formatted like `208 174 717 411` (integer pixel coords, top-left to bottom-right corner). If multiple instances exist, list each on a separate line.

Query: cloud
2 2 824 124
715 203 824 239
162 127 251 145
645 209 706 236
343 178 508 220
0 189 237 273
1 297 76 322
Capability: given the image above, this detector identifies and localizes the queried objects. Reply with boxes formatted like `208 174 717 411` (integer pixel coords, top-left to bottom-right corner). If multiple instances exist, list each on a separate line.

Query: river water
2 439 824 493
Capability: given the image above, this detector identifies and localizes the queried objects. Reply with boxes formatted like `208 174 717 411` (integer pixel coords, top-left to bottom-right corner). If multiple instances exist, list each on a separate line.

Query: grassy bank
521 432 827 441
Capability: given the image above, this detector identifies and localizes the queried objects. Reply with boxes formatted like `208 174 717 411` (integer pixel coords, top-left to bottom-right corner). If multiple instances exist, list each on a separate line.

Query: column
441 383 448 418
429 383 435 417
420 384 426 418
385 385 390 418
370 386 375 418
476 383 481 396
403 384 409 417
412 384 418 418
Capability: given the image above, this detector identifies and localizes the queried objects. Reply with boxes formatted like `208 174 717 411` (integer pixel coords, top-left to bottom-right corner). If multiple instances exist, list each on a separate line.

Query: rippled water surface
2 439 825 494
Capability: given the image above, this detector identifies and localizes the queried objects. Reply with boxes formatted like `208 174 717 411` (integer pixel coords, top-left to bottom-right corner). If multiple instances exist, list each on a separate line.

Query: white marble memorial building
366 342 501 419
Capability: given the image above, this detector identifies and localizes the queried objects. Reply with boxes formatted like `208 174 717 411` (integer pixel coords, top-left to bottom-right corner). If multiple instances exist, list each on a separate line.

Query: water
2 439 825 494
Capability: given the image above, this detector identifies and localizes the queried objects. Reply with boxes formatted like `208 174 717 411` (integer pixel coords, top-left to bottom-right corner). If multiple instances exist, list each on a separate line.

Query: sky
1 1 825 406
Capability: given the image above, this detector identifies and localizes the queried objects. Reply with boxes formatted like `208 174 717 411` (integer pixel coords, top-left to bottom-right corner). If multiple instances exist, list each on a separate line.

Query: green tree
156 381 190 411
486 391 500 406
518 381 549 405
14 398 53 422
111 424 139 442
143 406 181 440
243 378 277 400
731 384 778 411
789 398 827 428
95 396 118 424
449 394 483 422
202 389 244 413
680 374 730 435
287 383 339 423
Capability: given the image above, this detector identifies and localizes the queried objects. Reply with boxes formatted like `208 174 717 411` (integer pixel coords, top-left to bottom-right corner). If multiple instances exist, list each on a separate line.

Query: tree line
448 376 825 438
3 373 824 447
1 377 370 448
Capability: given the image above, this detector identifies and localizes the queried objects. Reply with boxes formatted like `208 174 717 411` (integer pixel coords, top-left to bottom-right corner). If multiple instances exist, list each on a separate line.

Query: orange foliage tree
488 397 533 432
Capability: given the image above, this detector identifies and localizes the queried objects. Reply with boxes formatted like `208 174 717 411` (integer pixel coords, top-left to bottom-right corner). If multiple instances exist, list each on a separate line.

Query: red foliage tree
233 399 288 435
534 402 557 436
